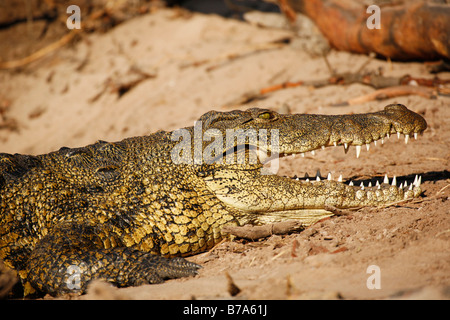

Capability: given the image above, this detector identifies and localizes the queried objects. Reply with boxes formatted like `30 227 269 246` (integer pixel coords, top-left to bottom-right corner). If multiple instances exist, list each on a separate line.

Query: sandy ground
1 7 449 300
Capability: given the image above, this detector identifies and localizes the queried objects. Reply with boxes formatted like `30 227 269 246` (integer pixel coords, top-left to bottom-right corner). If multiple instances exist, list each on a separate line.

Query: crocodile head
175 104 427 225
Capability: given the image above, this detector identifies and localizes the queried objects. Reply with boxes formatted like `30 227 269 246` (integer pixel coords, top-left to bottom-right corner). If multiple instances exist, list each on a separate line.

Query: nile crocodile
0 104 426 296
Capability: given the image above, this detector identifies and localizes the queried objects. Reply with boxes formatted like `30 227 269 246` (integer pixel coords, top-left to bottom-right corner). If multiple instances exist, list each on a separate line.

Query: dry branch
0 30 79 69
222 220 304 240
332 85 439 106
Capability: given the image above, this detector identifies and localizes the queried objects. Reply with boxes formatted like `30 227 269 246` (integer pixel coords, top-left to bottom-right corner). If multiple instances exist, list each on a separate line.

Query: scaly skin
0 104 426 296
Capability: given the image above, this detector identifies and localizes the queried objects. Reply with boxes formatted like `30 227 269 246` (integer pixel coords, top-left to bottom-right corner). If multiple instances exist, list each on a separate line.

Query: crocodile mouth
257 126 424 202
202 104 426 225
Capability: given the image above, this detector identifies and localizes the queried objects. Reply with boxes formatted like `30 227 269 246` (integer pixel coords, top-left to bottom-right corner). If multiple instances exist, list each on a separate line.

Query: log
284 0 450 61
222 220 304 240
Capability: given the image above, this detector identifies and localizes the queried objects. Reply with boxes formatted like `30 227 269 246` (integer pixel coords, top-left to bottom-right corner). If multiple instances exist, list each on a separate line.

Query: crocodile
0 103 426 297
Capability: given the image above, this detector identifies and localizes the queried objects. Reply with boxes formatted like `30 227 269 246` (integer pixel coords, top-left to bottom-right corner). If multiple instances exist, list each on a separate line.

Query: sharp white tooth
338 174 343 182
316 176 321 181
374 140 377 146
381 138 384 144
291 153 296 158
321 146 325 150
414 132 418 140
327 172 332 180
333 142 337 147
311 150 315 156
377 184 381 190
295 177 300 181
376 180 380 187
355 145 361 158
306 178 310 182
413 175 418 186
392 176 397 186
399 182 403 189
301 152 305 157
384 174 389 184
344 143 349 154
404 134 409 144
414 176 422 187
360 182 364 190
366 143 370 151
368 182 372 187
409 183 413 190
386 133 390 138
397 132 401 139
349 180 354 186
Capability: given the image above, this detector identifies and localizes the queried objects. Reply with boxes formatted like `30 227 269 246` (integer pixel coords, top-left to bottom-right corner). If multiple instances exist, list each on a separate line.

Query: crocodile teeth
405 134 409 144
384 174 389 184
397 132 401 139
344 143 349 154
414 175 422 187
327 172 332 181
391 176 397 186
366 144 370 151
414 132 418 140
355 145 361 158
349 180 354 186
338 174 343 182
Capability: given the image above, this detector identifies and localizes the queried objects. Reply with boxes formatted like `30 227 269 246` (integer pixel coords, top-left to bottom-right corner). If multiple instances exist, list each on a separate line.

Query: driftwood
222 220 304 240
283 0 450 61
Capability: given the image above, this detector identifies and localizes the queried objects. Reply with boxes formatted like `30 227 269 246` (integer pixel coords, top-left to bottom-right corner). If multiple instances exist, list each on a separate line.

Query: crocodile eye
258 112 272 120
